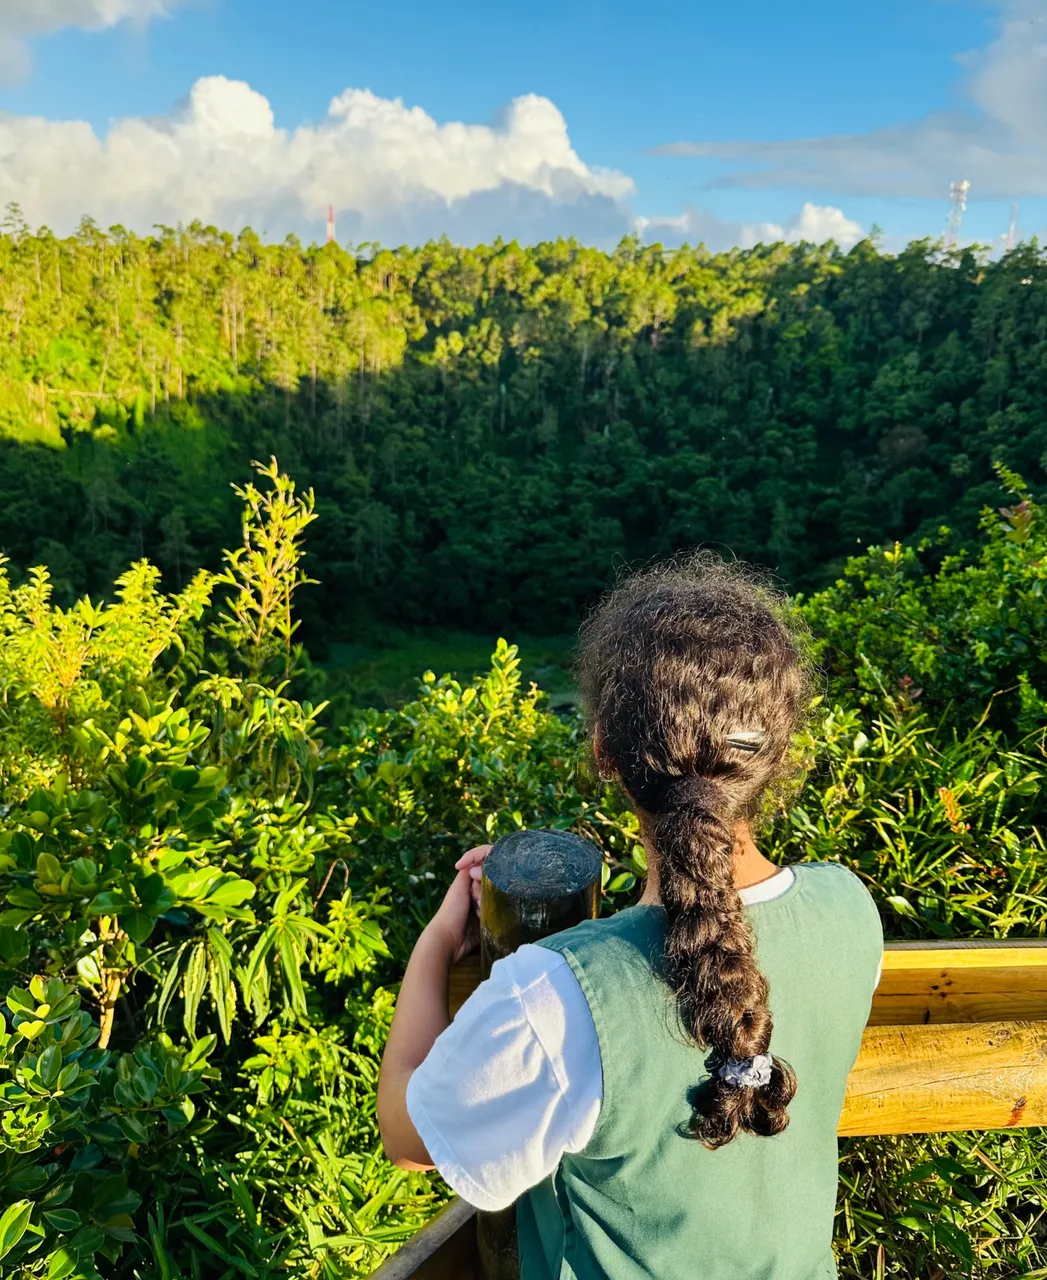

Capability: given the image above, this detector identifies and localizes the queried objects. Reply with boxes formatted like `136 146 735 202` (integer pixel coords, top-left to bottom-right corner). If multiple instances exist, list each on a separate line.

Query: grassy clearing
316 631 578 710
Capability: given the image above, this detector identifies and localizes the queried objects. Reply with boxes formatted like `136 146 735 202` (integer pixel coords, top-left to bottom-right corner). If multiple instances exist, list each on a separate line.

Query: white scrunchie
717 1053 774 1089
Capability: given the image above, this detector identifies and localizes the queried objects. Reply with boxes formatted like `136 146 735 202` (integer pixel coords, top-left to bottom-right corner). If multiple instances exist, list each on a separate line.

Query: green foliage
768 701 1046 939
330 638 630 938
0 462 406 1277
1 225 1047 645
0 974 216 1278
805 464 1047 735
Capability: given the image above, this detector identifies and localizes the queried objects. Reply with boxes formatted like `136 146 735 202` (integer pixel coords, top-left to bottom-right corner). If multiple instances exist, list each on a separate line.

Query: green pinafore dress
517 861 883 1280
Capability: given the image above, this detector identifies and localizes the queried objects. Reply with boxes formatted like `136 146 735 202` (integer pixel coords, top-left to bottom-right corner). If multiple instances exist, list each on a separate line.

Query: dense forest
0 211 1045 644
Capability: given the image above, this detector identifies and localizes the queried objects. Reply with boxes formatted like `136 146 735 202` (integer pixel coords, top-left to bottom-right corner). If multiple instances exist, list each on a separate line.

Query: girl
378 554 883 1279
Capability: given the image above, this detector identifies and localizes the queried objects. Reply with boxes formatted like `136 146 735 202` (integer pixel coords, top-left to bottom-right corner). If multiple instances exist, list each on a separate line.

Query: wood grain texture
449 955 481 1019
871 941 1047 1026
838 1019 1047 1136
444 941 1047 1136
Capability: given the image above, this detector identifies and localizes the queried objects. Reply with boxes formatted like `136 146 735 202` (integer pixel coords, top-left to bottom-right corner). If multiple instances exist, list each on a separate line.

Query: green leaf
606 872 636 894
203 877 255 909
183 1034 217 1071
184 1220 257 1276
132 1066 159 1102
120 910 156 945
70 858 98 886
56 1062 81 1092
125 756 149 789
934 1220 974 1268
17 1019 46 1040
7 986 35 1012
43 1210 82 1234
136 874 174 911
92 1175 140 1218
117 1114 148 1144
7 887 43 910
0 1200 33 1261
114 1081 137 1108
46 1247 79 1280
9 832 34 863
87 891 132 915
182 942 207 1039
35 852 63 884
277 931 307 1016
0 909 35 927
69 1145 104 1172
102 1213 137 1242
70 1226 105 1255
37 1043 62 1088
47 991 81 1021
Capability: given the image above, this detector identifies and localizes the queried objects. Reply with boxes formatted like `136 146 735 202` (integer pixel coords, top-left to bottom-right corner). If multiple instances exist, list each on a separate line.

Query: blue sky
0 0 1041 250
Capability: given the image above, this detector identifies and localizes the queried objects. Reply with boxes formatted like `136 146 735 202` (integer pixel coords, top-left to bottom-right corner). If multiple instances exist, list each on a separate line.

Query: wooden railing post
475 829 602 1280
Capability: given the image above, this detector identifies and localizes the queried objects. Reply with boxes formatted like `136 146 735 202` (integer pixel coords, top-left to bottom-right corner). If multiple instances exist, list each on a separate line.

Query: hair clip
726 730 765 753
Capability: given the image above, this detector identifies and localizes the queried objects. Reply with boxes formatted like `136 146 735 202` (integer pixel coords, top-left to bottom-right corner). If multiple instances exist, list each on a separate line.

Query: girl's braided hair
577 552 815 1149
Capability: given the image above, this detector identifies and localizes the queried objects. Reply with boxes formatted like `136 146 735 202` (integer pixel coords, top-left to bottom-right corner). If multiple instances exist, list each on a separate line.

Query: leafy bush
0 462 405 1278
804 463 1047 739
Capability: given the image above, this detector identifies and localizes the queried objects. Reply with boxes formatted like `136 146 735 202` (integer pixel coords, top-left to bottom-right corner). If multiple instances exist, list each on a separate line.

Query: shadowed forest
1 215 1045 648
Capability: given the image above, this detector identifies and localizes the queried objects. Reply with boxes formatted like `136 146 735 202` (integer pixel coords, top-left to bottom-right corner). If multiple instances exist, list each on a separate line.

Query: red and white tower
326 205 336 244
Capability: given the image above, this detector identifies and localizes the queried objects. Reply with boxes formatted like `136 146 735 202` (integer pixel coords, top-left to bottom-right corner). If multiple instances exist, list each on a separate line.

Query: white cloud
786 203 865 245
0 0 180 82
0 76 637 246
0 75 868 250
636 201 864 250
653 0 1047 201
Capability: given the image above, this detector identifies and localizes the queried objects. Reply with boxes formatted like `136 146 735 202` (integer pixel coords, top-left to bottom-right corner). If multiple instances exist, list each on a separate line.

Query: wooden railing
372 939 1047 1279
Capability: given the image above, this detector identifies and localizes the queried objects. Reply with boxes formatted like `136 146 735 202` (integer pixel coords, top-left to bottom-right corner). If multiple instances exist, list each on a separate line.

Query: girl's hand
425 843 491 963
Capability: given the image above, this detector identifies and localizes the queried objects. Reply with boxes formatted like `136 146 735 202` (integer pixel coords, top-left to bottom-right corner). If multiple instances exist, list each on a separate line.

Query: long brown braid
577 552 814 1149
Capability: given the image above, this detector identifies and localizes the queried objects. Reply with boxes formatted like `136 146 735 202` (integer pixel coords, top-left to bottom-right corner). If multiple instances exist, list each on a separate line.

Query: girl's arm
377 844 490 1168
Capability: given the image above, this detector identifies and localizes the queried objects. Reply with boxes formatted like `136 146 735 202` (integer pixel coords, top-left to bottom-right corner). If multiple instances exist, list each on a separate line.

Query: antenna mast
326 205 336 245
1005 202 1019 252
945 179 969 248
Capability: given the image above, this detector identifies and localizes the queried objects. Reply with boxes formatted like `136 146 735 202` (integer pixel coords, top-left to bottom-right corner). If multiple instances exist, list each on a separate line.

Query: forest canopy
0 212 1045 643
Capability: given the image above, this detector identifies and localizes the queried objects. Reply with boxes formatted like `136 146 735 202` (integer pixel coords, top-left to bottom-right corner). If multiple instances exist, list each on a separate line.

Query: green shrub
804 463 1047 739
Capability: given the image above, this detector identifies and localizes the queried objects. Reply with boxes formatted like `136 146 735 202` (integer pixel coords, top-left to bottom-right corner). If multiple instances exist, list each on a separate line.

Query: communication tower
1005 202 1019 252
326 205 336 245
944 180 969 248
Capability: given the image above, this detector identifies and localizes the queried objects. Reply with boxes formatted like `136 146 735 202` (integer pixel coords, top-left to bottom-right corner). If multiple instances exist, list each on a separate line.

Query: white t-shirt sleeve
405 944 602 1212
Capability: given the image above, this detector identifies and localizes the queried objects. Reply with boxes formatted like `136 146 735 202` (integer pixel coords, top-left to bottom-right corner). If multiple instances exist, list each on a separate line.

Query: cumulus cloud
0 0 180 82
636 201 864 250
0 76 637 246
0 75 865 250
653 0 1047 201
